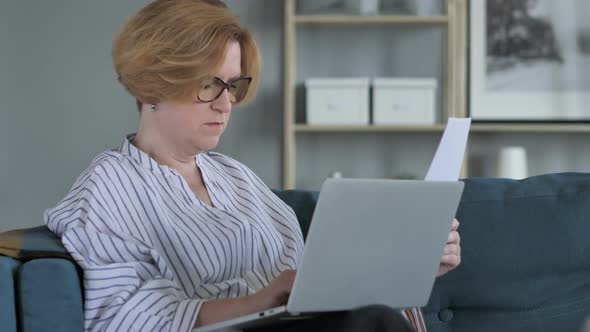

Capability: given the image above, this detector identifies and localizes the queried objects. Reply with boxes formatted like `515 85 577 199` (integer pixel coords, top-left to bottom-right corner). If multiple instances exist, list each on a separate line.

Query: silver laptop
194 178 464 332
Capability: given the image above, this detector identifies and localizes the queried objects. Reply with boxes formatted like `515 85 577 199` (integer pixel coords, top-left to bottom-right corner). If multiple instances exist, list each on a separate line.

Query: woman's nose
212 89 232 113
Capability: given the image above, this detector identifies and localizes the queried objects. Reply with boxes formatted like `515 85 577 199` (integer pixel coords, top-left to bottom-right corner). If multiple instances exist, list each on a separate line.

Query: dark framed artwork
469 0 590 121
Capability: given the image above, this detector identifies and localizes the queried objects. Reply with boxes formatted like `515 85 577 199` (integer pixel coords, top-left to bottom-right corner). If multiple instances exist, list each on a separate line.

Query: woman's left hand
437 219 461 277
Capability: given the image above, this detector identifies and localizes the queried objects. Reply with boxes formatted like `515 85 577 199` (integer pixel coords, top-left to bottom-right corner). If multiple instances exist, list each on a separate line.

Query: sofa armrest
0 257 20 332
17 258 84 332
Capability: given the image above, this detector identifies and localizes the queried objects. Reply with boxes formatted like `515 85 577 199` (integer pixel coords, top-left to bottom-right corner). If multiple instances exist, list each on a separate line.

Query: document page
425 118 471 181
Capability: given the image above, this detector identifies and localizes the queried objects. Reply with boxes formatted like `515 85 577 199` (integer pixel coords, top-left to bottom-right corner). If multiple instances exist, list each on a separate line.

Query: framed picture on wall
469 0 590 122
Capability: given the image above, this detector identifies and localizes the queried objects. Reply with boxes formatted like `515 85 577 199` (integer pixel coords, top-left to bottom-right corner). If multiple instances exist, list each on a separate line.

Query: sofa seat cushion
0 257 20 332
18 258 84 332
424 173 590 332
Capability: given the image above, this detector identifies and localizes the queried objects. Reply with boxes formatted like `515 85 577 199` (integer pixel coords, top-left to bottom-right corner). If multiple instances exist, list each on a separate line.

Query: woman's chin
197 137 221 151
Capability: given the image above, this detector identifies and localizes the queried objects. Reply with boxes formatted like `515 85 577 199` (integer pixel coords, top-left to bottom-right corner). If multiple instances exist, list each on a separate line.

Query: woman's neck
133 127 201 178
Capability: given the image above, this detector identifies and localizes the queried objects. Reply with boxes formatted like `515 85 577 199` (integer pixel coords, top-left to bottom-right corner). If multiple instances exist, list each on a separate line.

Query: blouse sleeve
45 170 202 332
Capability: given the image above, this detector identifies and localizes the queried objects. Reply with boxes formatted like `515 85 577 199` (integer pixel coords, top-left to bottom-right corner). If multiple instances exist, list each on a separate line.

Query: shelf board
294 123 590 133
471 123 590 133
294 15 449 25
294 124 445 132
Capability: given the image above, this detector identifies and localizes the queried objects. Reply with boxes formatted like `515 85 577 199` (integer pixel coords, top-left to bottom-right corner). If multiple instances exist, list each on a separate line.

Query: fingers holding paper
437 219 461 277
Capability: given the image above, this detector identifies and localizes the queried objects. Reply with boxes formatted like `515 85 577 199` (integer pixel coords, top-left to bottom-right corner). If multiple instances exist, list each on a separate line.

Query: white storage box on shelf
305 78 370 125
372 78 437 125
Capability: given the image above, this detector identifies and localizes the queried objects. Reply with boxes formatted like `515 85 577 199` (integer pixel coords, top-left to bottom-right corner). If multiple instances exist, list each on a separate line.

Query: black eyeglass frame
196 76 253 103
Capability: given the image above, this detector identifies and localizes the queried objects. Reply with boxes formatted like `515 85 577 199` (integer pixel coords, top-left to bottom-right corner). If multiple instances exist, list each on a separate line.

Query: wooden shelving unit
282 0 469 189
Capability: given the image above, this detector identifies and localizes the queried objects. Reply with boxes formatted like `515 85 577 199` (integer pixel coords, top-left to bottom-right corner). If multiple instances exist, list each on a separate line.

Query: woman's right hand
253 269 296 309
195 270 297 327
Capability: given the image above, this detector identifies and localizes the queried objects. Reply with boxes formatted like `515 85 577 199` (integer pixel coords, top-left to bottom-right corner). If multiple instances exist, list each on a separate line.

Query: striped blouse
45 134 304 331
45 134 426 332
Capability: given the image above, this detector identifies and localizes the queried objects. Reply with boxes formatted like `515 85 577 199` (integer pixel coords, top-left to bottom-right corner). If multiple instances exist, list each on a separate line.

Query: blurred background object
497 146 528 179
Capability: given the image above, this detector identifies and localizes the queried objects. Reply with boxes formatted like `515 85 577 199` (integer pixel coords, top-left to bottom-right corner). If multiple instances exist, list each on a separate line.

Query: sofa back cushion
273 189 319 239
423 173 590 332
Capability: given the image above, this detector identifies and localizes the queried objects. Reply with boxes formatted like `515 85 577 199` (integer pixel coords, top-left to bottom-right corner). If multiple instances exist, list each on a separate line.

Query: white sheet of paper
425 118 471 181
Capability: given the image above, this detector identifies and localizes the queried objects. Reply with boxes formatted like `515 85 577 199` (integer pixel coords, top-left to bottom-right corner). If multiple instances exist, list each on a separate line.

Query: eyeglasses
197 76 252 104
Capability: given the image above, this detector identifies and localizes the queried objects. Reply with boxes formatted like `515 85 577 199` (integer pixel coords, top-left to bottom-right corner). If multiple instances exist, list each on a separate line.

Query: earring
150 104 156 112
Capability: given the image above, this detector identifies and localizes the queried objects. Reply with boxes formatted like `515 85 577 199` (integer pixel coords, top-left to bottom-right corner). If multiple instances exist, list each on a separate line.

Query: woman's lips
205 122 224 127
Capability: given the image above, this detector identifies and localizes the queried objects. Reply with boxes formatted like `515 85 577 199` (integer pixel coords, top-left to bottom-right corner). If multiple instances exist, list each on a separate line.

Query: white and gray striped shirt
44 134 304 332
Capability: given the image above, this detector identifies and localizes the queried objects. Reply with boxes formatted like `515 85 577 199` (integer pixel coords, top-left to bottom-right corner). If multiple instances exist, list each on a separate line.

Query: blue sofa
2 173 590 331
